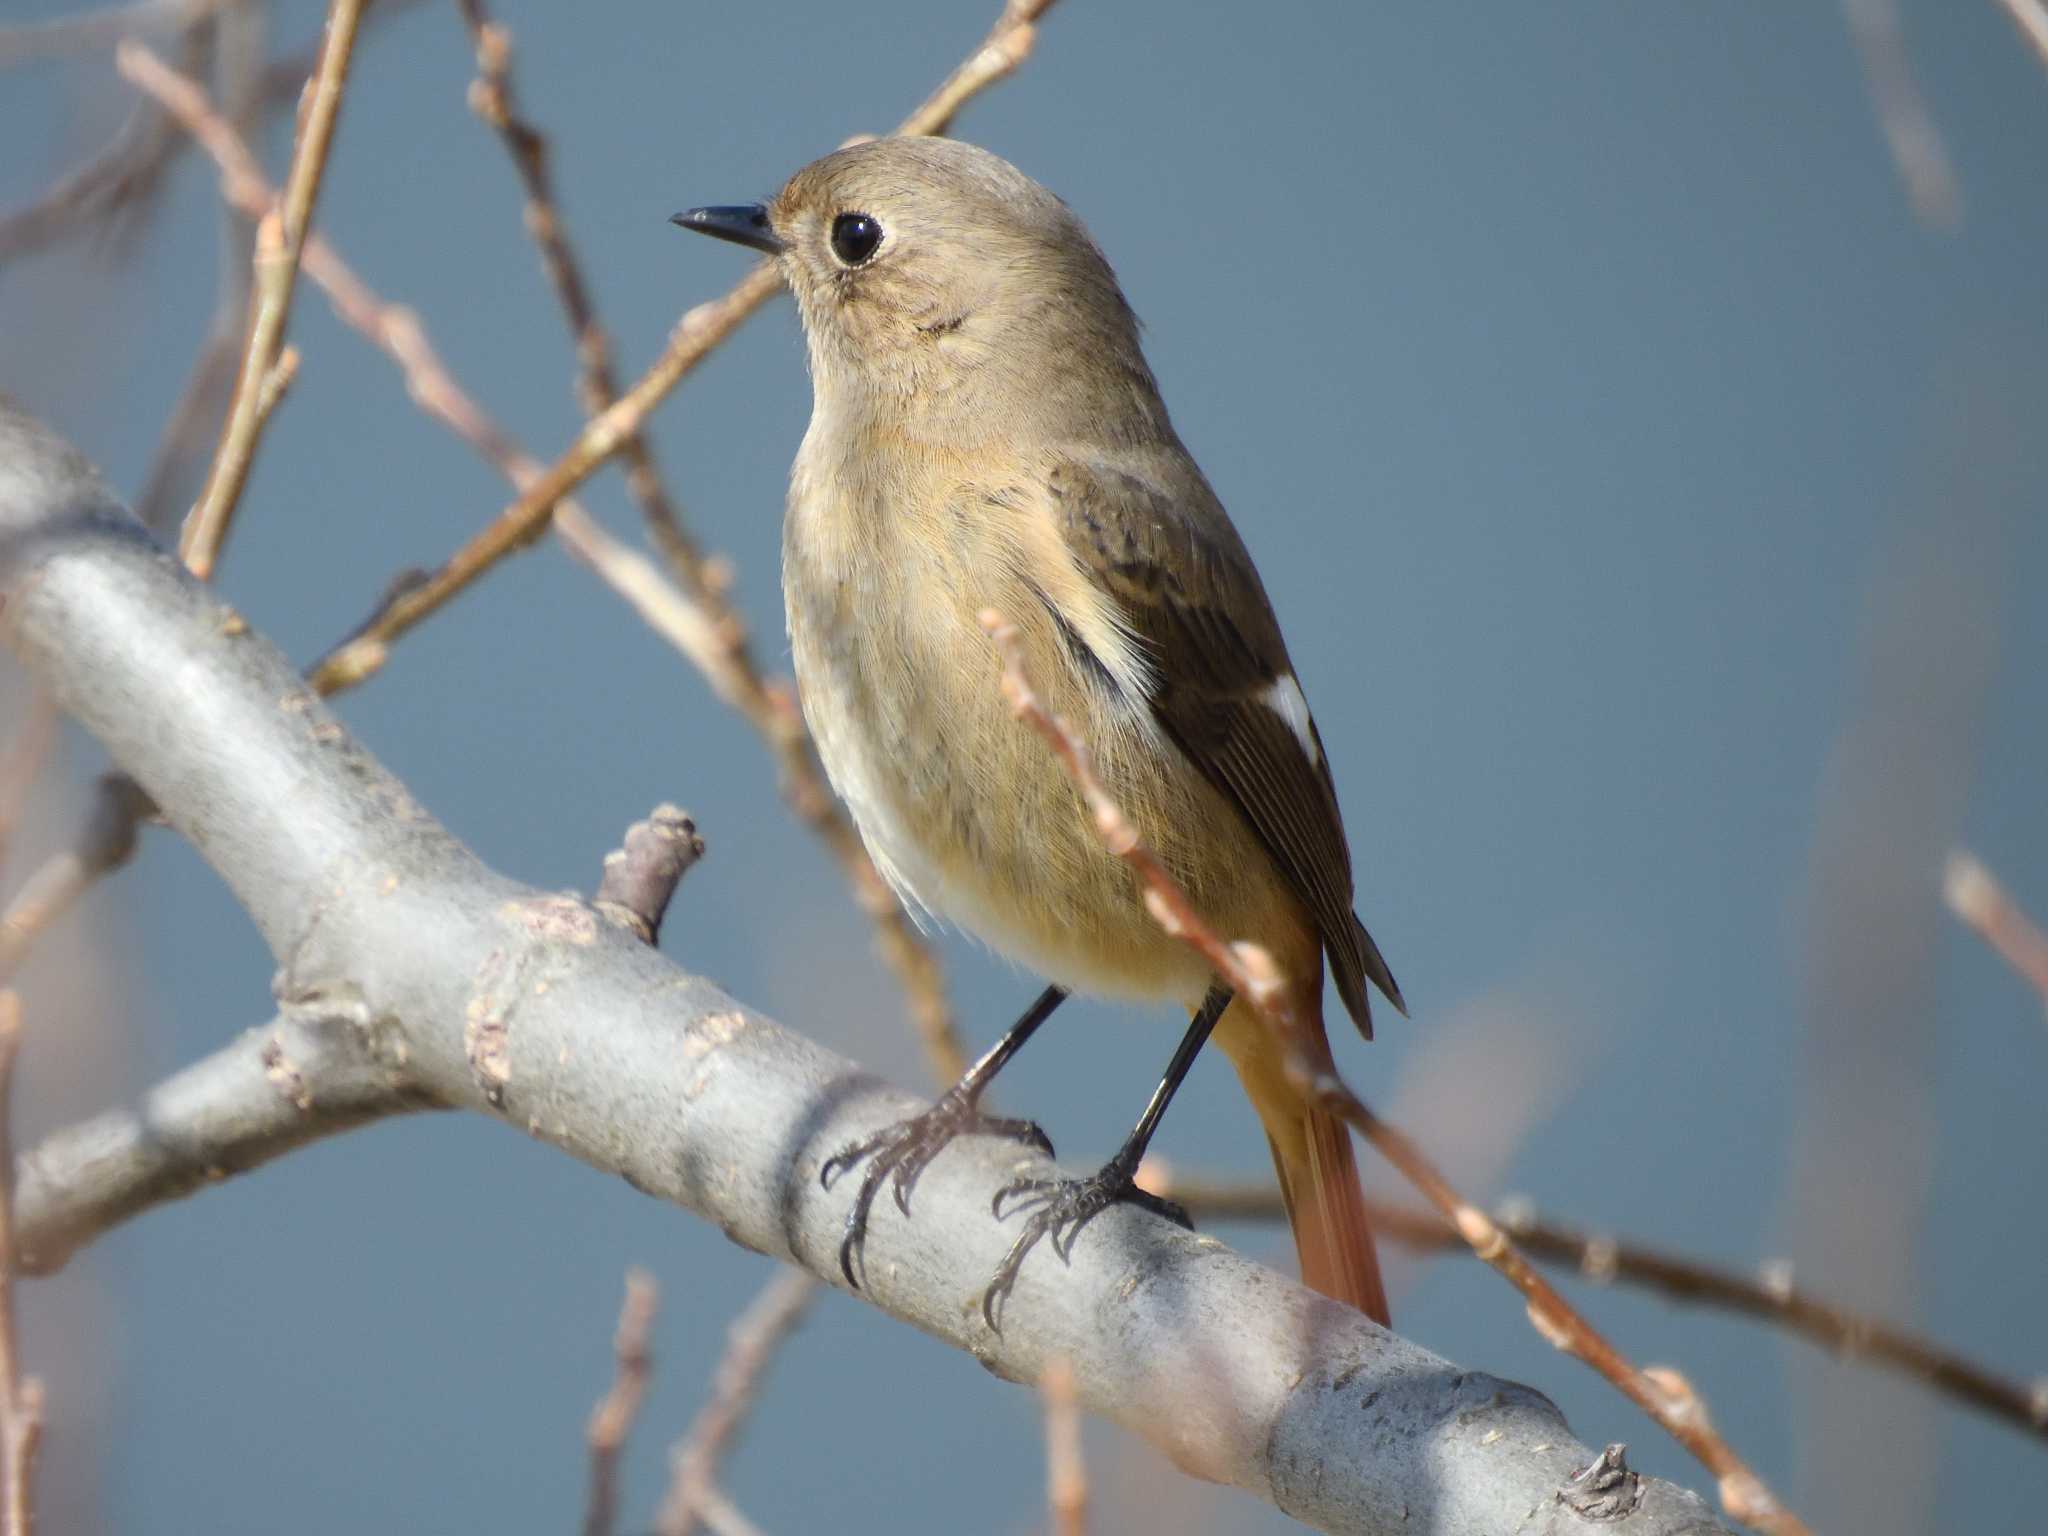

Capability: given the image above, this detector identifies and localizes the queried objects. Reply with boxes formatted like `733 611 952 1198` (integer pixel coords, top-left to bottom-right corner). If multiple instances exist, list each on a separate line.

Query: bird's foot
820 1087 1053 1288
980 1151 1192 1329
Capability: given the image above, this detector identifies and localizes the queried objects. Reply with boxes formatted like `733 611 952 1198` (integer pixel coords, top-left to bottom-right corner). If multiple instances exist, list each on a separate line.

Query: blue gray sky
3 2 2046 1532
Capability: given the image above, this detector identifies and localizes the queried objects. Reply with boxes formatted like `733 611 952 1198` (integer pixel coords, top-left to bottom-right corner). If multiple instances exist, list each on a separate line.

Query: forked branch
0 400 1731 1536
982 609 1798 1536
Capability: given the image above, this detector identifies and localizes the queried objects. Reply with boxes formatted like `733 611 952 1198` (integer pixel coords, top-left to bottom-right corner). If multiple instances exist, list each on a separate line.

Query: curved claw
819 1139 875 1190
982 1219 1053 1331
819 1094 1055 1290
834 1148 902 1288
979 1155 1192 1326
980 1115 1055 1160
991 1176 1056 1220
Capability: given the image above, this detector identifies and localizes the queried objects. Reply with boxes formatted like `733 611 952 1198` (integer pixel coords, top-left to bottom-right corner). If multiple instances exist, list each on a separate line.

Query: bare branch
12 1003 439 1276
131 327 242 533
655 1270 816 1536
0 994 41 1536
106 45 964 1081
301 0 1064 700
0 401 1733 1536
0 0 419 270
163 0 366 578
983 608 1781 1534
902 0 1059 136
449 0 965 1083
0 773 152 989
1141 1162 2048 1445
1945 850 2048 1015
123 15 1003 1086
0 694 58 880
584 1268 659 1536
130 0 261 533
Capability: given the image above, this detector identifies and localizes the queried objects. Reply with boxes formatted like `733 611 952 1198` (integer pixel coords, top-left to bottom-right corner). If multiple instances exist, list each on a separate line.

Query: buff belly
784 532 1294 1009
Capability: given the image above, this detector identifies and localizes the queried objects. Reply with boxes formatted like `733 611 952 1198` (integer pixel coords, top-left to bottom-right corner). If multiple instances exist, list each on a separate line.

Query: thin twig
1996 0 2048 72
1041 1357 1086 1536
583 1268 659 1536
983 608 1811 1536
132 326 243 532
0 695 59 881
0 97 181 264
125 9 1051 1086
1 0 420 269
0 776 152 989
132 0 264 532
299 0 1060 697
0 0 224 68
1945 850 2048 1015
121 42 969 1083
0 398 1760 1533
654 1270 815 1536
171 0 366 579
123 50 971 1097
1139 1160 2048 1445
1839 0 1962 227
451 0 965 1082
0 994 43 1536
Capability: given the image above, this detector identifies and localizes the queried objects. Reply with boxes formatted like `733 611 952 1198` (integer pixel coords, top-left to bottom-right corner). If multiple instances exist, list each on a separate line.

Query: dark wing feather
1045 456 1404 1037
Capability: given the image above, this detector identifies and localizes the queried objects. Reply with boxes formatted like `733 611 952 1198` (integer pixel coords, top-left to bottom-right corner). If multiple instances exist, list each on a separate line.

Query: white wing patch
1260 673 1321 764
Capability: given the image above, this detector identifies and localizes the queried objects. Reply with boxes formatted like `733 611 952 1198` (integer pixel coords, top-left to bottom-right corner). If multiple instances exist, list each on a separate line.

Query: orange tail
1217 996 1390 1326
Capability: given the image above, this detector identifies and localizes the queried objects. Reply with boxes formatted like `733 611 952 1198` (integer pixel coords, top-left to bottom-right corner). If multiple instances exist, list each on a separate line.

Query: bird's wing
1040 455 1403 1035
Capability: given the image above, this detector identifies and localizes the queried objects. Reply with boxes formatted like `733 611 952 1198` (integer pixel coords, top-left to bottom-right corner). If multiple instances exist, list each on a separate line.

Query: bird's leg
981 984 1231 1328
821 984 1067 1287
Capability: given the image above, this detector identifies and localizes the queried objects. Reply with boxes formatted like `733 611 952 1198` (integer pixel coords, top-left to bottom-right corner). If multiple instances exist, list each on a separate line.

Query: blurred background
3 1 2045 1531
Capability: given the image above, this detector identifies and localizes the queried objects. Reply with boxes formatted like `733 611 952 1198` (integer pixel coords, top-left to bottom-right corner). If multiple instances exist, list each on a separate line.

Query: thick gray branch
0 399 1729 1536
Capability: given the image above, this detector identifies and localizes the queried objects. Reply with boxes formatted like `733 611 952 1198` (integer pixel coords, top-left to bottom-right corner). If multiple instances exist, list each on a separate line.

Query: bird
675 137 1404 1328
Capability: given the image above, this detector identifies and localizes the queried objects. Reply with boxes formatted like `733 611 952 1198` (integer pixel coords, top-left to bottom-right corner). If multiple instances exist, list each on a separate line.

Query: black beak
671 204 782 255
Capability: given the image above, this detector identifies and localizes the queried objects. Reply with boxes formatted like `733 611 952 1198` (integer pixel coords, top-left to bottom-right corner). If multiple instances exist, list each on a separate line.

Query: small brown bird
677 137 1404 1326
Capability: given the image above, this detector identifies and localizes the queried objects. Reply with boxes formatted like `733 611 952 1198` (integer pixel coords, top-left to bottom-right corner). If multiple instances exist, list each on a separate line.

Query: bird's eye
829 212 883 267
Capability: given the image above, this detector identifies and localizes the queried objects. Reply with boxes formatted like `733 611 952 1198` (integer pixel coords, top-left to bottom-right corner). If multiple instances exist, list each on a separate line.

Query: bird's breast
779 449 1219 1002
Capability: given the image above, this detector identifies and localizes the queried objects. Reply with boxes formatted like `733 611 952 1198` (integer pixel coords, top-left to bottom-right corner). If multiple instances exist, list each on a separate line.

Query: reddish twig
583 1268 659 1536
298 0 1059 700
654 1270 815 1536
451 0 966 1082
0 694 58 881
120 35 973 1087
1945 851 2048 1016
0 994 43 1536
1041 1357 1086 1536
1138 1160 2048 1444
453 0 704 570
0 776 153 989
164 0 366 579
131 2 1054 1083
983 609 1811 1536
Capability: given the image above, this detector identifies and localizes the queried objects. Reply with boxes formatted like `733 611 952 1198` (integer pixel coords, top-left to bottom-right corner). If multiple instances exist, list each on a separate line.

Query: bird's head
676 138 1152 430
